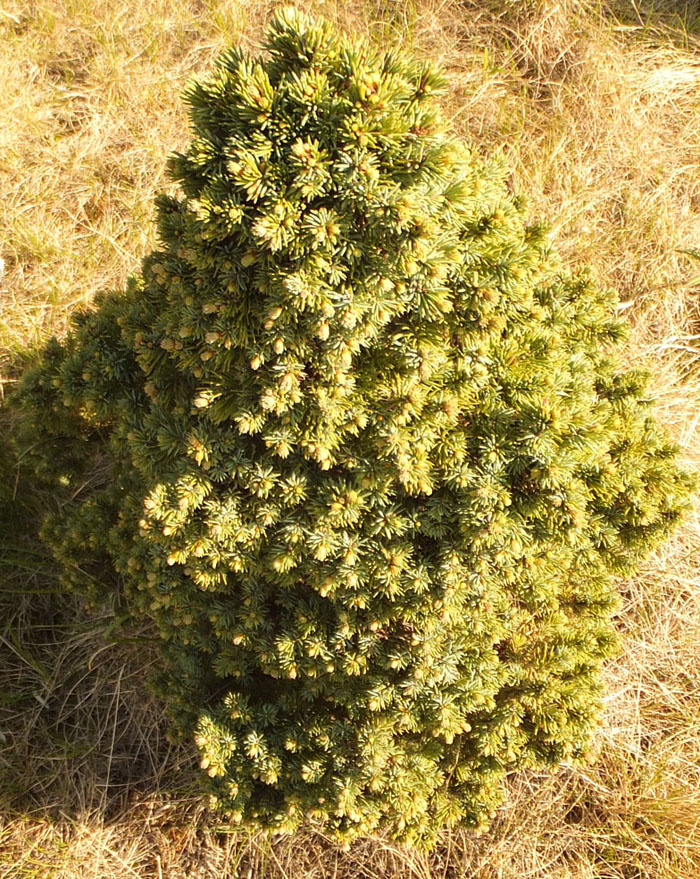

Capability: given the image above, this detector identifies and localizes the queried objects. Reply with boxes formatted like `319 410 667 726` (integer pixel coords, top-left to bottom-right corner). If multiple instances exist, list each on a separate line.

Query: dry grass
1 0 700 876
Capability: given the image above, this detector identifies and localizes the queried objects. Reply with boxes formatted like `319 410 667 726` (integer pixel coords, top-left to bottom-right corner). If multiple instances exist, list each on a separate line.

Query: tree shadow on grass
604 0 700 41
457 0 700 40
0 403 199 826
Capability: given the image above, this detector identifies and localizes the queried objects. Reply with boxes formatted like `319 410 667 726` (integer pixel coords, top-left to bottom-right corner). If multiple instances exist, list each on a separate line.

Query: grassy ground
1 0 700 876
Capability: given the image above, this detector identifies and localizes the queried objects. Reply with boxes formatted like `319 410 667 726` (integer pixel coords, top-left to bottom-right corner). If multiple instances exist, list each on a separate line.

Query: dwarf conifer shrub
18 7 693 847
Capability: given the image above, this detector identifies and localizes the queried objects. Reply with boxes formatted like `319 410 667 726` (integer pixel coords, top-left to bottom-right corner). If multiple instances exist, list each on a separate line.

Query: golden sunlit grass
1 1 700 876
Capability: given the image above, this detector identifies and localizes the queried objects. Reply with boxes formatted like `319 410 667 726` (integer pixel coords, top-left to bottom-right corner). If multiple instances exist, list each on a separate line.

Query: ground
1 1 700 876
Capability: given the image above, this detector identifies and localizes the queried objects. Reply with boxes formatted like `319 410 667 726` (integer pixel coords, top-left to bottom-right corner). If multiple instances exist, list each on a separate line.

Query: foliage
16 6 693 848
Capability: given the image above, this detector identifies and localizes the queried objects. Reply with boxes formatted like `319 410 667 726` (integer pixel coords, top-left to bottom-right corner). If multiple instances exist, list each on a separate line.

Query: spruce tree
17 7 693 847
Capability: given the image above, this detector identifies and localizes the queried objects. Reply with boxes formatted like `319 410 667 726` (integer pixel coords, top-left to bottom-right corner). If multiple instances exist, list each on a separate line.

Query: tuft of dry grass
1 1 700 876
